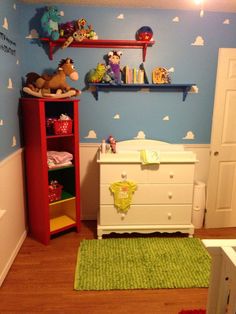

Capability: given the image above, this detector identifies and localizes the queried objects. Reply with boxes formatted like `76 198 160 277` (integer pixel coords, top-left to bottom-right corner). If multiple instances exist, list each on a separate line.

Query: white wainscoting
79 143 210 220
0 149 27 286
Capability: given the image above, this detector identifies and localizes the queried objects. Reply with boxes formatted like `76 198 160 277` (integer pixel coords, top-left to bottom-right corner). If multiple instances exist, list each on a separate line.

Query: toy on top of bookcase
23 58 81 98
41 6 64 41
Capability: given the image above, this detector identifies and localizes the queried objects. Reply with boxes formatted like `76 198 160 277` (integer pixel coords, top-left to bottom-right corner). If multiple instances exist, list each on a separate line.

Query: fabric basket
53 120 73 135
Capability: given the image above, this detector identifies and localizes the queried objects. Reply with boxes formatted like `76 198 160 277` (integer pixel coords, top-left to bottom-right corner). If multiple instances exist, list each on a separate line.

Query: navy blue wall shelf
88 83 196 101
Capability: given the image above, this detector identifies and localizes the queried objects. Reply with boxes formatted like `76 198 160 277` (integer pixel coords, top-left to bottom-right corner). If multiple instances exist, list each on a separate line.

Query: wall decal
168 67 175 73
2 17 8 30
25 29 39 39
113 114 120 119
84 130 97 139
191 36 204 46
172 17 179 22
0 31 17 56
163 115 170 121
190 85 199 93
134 131 146 139
117 14 124 20
223 19 230 25
7 78 13 89
11 136 16 147
182 131 195 140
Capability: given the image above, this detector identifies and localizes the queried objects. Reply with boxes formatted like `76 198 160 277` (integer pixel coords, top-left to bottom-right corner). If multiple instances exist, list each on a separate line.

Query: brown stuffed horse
24 58 80 97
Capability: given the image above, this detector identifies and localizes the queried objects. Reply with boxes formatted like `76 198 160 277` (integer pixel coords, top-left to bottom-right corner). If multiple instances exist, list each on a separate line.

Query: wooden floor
1 221 236 314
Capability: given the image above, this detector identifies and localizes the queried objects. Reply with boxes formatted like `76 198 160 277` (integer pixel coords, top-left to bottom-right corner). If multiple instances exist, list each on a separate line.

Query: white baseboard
0 230 27 287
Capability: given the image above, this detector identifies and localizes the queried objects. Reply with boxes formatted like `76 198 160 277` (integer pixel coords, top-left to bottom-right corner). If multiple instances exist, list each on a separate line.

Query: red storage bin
48 182 63 203
53 119 73 135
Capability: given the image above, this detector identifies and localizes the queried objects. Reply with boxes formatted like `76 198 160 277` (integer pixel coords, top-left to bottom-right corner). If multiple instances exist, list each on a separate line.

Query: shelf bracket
183 86 192 101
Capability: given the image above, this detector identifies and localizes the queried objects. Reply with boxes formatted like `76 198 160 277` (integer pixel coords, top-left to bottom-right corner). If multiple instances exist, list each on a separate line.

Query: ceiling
20 0 236 13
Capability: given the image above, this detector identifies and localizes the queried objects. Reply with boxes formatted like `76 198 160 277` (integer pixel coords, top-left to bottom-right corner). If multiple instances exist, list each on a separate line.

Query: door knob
214 151 219 156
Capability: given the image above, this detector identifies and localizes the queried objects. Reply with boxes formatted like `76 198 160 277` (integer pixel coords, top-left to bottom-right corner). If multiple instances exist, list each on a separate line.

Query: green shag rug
74 237 211 291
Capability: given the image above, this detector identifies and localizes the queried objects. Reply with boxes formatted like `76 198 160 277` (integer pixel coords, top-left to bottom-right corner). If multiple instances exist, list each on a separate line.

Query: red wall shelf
40 37 155 61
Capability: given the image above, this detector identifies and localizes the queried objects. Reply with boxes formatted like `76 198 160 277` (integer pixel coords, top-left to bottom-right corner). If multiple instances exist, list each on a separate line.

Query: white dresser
97 139 197 239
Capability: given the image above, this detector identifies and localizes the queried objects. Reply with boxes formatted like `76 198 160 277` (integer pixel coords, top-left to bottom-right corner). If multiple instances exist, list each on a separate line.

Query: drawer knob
169 172 174 178
168 192 173 199
168 213 172 220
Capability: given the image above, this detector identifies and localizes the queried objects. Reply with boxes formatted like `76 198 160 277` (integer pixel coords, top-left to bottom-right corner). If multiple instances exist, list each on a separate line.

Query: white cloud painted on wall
26 29 39 39
134 131 146 139
163 115 170 121
2 17 8 30
11 136 16 147
7 78 13 89
190 85 199 93
182 131 195 140
113 114 120 119
84 130 97 139
172 17 179 22
191 36 204 46
223 19 230 24
117 14 124 19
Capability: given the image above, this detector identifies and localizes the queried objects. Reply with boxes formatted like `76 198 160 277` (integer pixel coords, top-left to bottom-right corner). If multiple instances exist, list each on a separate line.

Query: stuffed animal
87 63 107 83
23 58 80 98
41 6 63 41
106 50 123 84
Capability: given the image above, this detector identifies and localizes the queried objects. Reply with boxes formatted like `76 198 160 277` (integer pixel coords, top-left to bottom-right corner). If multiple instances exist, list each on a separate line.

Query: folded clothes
140 150 160 165
47 150 73 168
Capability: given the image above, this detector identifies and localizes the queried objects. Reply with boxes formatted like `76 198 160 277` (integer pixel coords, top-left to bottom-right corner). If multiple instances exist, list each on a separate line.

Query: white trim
0 230 27 287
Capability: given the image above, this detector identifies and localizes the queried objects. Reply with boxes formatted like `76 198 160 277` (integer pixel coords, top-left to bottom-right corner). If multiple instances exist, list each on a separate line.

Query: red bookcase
21 98 80 245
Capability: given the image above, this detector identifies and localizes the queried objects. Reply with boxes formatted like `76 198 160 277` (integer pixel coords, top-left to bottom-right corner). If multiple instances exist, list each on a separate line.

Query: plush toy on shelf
41 6 64 41
106 50 123 84
61 18 98 49
23 58 81 98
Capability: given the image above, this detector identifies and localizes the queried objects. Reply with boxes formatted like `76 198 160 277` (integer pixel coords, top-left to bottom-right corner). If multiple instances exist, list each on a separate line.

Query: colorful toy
23 58 81 98
87 63 107 83
136 26 153 41
61 18 98 49
152 67 171 84
108 135 117 153
41 6 63 41
106 50 123 84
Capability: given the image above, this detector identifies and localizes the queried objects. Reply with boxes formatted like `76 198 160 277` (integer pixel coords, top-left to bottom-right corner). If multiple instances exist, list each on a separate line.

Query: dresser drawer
100 204 192 225
100 163 195 184
100 183 194 204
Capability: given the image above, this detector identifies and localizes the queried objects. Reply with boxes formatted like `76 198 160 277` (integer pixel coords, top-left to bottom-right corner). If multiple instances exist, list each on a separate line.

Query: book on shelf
122 65 147 84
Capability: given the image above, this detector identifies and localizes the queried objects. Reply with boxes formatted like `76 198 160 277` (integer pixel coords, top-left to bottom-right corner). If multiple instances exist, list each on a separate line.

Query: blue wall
1 2 236 160
0 0 21 160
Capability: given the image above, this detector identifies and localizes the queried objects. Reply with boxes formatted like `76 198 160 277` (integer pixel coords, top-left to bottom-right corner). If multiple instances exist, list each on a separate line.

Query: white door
205 48 236 228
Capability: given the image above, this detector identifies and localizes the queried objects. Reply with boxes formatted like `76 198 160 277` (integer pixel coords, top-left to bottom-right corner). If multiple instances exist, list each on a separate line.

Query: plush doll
87 63 107 83
106 50 123 84
41 6 63 41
